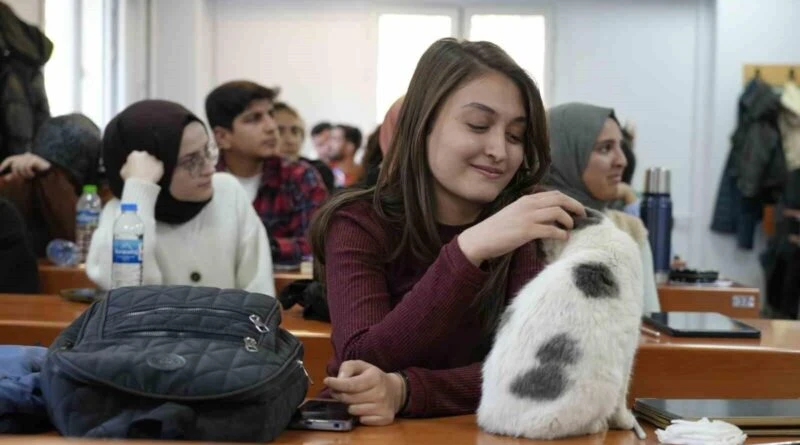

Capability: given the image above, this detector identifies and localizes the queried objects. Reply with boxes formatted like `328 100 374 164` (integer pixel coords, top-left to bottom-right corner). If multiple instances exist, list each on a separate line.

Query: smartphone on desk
288 399 356 432
60 288 103 304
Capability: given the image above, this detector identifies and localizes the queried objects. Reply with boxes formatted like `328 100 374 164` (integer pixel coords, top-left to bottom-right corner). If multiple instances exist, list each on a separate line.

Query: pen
632 418 647 440
639 325 661 338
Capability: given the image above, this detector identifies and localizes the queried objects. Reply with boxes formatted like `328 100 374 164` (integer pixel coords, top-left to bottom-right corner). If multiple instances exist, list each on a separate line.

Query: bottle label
77 209 100 225
113 238 143 264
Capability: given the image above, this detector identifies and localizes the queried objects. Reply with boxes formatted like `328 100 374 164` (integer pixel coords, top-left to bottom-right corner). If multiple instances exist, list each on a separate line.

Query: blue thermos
640 167 672 284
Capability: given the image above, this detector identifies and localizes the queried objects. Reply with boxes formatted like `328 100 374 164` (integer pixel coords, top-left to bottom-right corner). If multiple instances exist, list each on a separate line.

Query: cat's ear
572 208 604 231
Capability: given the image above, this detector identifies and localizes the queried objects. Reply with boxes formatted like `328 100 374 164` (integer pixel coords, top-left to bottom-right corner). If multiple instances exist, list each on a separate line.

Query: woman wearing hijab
0 114 102 256
547 102 660 313
86 100 275 295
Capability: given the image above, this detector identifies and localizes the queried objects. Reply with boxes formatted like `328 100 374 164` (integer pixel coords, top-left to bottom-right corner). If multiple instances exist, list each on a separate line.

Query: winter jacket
0 114 102 256
0 197 39 293
762 169 800 318
711 79 786 248
0 1 52 161
0 346 50 433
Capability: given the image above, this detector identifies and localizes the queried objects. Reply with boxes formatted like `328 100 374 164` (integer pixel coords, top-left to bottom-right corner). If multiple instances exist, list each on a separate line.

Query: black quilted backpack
40 285 309 442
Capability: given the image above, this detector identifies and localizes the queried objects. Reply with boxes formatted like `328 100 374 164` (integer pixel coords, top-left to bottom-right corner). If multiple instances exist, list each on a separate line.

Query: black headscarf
103 100 211 224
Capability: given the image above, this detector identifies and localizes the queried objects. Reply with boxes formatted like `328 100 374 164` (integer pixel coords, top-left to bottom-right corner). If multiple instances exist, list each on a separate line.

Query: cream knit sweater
87 173 275 296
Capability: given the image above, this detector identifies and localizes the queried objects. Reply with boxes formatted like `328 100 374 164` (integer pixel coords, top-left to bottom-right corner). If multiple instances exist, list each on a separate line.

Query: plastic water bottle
76 184 102 263
112 203 144 288
640 167 673 284
46 239 80 267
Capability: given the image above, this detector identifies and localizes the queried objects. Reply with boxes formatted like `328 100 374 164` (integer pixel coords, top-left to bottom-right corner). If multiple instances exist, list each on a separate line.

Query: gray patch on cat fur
510 363 569 401
573 262 618 299
536 333 581 365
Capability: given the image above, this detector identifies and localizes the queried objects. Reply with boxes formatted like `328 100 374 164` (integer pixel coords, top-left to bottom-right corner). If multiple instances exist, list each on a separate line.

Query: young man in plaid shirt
206 81 328 265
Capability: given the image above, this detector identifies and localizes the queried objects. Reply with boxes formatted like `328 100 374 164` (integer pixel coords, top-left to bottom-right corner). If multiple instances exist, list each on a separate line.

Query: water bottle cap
121 203 138 212
83 184 97 194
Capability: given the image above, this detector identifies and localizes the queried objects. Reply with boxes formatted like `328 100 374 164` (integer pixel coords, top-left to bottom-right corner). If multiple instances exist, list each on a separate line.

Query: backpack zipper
297 360 313 384
112 305 278 336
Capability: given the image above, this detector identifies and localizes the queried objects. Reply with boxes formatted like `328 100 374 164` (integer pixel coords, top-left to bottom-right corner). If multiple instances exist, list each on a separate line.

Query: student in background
310 122 333 163
309 38 584 425
0 197 39 293
329 124 364 187
274 102 335 192
206 81 328 265
361 96 405 188
86 100 274 295
546 102 659 313
0 114 102 256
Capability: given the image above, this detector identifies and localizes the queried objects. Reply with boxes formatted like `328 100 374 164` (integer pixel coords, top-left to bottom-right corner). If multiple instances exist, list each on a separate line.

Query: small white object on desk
655 417 746 445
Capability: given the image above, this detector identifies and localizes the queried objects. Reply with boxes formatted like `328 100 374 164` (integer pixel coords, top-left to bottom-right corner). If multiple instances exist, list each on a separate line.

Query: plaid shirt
218 156 328 263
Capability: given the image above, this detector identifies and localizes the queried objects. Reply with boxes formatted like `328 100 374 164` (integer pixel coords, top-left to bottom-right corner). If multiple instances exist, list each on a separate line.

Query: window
375 8 548 122
375 13 455 122
467 13 547 103
44 0 120 127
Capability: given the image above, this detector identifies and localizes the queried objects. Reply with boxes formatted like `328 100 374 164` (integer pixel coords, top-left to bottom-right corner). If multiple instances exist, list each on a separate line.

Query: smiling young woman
308 38 585 426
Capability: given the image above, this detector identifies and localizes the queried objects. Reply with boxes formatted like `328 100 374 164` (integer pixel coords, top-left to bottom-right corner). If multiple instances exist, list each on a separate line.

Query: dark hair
274 101 299 118
205 80 279 130
621 127 636 184
363 125 383 170
310 38 550 336
360 125 383 187
335 125 362 151
311 122 332 137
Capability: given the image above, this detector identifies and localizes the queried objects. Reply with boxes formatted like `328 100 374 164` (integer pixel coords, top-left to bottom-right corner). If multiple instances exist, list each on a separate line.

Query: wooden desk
630 318 800 402
0 417 793 444
37 264 94 295
4 295 800 403
657 283 761 319
35 264 310 298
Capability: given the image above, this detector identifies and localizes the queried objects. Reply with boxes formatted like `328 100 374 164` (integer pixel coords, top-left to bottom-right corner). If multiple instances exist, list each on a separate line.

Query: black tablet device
642 311 761 338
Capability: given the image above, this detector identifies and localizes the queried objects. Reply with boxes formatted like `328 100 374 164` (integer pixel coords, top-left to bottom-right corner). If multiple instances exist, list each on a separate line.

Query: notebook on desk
634 399 800 436
642 311 761 338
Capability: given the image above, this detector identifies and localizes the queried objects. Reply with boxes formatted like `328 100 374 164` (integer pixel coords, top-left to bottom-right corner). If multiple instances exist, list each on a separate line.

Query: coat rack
743 64 800 87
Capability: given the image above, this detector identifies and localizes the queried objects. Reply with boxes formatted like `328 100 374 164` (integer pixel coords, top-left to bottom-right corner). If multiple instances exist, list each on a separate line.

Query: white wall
149 0 213 118
696 0 800 290
5 0 43 26
212 0 376 143
549 0 713 265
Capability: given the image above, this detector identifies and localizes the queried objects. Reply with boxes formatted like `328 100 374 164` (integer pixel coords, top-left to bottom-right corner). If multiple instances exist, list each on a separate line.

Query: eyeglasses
177 141 219 177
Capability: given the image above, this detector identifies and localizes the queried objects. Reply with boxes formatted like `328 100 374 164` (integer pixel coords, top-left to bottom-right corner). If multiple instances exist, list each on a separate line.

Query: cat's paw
609 408 636 430
586 418 608 435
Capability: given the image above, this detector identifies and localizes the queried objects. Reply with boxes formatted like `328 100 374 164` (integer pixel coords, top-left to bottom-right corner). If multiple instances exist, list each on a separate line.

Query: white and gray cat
478 208 643 440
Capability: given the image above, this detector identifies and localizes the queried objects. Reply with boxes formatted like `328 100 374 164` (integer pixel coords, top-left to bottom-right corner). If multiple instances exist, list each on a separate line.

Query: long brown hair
310 38 550 334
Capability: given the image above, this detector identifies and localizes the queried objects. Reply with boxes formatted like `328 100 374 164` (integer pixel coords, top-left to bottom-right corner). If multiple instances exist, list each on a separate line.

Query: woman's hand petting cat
324 360 406 426
121 151 164 184
458 190 586 267
0 153 51 181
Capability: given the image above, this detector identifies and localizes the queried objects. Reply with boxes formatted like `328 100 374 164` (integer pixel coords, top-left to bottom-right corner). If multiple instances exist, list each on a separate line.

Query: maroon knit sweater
324 200 544 417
